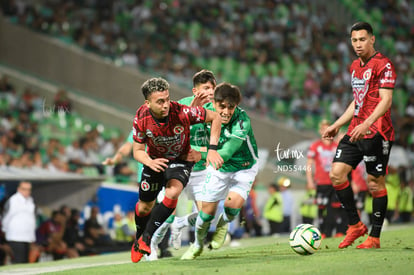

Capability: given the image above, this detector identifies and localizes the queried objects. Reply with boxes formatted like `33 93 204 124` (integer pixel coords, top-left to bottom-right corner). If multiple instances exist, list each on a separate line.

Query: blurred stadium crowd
0 0 413 264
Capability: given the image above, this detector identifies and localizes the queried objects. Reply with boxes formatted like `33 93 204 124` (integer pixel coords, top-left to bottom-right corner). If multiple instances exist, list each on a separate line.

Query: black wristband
209 144 218 150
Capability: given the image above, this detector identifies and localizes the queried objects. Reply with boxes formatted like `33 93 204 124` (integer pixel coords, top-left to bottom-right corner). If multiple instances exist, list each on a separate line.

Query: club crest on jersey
363 69 372 80
174 125 184 134
146 129 153 137
141 180 150 191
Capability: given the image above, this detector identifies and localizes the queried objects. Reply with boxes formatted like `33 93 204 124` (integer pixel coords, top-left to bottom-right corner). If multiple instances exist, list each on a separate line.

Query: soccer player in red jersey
130 77 223 262
323 22 397 249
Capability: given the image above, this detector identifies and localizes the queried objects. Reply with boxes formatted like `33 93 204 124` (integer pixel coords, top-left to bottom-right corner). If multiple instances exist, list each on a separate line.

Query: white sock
194 214 211 248
151 222 170 246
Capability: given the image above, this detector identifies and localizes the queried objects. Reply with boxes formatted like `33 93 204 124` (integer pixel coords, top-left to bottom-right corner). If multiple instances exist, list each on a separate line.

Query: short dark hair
192 69 216 88
141 77 169 99
350 22 373 35
214 82 241 105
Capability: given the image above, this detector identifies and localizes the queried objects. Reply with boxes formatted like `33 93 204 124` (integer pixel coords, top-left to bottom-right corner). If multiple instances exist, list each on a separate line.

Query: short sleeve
132 116 146 143
378 61 397 89
183 106 206 125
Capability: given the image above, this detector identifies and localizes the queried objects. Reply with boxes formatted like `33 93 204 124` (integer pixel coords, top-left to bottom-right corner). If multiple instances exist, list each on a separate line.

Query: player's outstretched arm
132 142 168 172
204 110 223 169
102 141 132 165
323 100 355 139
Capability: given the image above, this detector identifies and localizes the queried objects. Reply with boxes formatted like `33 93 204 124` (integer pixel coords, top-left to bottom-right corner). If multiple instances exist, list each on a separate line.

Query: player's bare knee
329 170 343 185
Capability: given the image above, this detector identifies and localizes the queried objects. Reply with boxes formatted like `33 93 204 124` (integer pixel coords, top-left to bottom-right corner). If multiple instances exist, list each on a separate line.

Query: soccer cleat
145 242 158 261
131 240 144 263
338 221 368 249
138 235 151 255
356 236 380 249
209 219 229 250
180 244 203 260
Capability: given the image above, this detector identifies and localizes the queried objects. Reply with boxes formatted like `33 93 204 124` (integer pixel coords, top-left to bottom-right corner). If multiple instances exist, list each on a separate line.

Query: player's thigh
333 135 363 170
359 134 392 177
199 166 229 203
228 163 259 205
165 160 194 188
139 166 165 202
185 170 207 201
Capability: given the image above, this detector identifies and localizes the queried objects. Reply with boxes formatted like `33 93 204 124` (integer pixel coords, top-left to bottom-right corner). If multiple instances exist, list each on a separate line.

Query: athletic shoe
180 244 203 260
145 243 158 261
356 236 380 249
138 235 151 255
334 232 344 238
338 221 368 249
131 240 144 263
209 216 229 249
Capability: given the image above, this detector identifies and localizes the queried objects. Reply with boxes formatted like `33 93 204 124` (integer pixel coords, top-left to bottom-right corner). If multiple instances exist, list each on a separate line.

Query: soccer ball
289 224 322 255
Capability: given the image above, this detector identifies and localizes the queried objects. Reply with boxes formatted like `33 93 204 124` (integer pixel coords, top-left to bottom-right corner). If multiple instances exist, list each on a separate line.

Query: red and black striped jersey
132 101 206 160
348 52 397 141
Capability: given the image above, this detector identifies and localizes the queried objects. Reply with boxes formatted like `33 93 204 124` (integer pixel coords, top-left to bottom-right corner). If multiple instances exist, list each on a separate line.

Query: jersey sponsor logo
146 129 153 138
375 164 383 172
363 155 377 162
169 163 186 169
380 78 395 84
384 70 392 78
141 180 150 191
385 63 391 70
351 70 370 116
174 125 184 134
153 135 181 145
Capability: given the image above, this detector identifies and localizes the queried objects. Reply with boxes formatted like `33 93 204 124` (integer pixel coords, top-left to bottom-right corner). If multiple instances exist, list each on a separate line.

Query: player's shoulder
134 105 150 122
373 52 394 68
229 107 252 132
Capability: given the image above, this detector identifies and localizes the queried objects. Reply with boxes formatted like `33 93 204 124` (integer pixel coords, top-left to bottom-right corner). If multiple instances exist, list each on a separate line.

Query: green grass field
1 224 413 275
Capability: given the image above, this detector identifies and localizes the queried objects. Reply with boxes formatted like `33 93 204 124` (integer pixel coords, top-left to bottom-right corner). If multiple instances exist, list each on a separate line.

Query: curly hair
141 77 169 99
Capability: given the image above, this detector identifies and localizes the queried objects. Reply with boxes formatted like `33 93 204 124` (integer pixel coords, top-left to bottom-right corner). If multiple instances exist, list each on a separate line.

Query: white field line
0 259 130 275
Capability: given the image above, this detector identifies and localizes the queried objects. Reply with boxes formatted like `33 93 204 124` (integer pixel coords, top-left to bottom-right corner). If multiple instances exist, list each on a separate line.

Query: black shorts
138 160 194 202
333 134 392 177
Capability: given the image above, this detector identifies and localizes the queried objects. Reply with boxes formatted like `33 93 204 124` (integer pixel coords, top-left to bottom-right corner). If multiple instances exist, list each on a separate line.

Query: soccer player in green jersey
181 82 259 260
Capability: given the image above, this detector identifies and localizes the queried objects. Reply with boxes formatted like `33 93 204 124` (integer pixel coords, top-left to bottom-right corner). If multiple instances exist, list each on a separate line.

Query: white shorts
184 169 208 201
199 163 259 203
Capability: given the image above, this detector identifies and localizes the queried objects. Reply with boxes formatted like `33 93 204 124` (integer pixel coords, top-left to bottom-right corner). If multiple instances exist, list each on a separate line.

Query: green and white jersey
127 130 143 182
207 106 258 172
177 96 210 171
